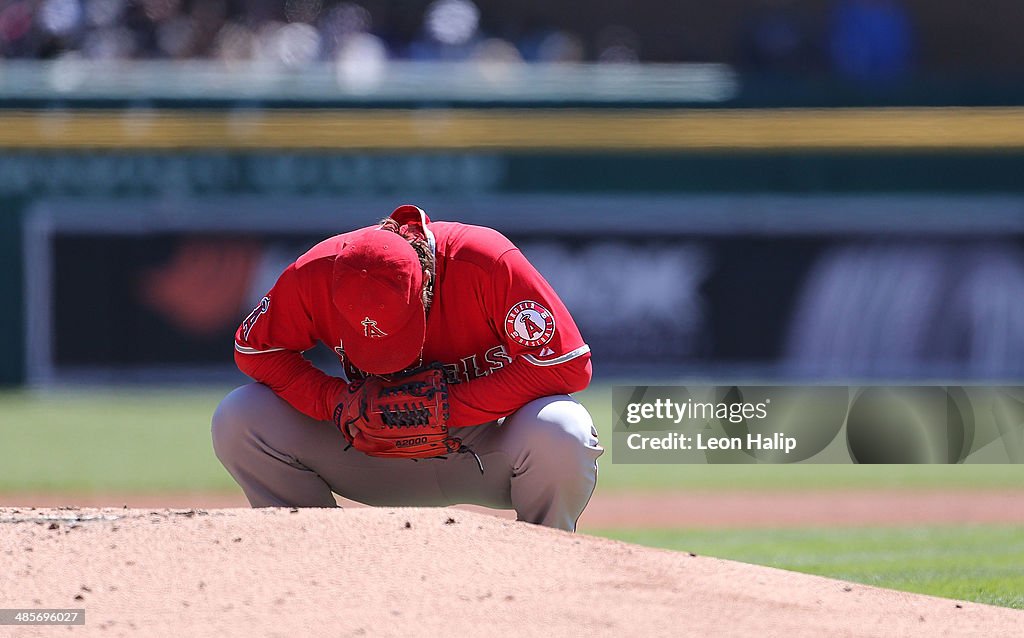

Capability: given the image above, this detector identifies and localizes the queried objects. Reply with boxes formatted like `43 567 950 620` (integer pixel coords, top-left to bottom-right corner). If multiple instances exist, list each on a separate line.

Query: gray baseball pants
211 383 603 531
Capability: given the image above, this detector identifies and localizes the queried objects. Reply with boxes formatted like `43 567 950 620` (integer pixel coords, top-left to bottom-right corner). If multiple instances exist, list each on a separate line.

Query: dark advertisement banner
7 151 1024 385
45 231 1024 380
612 386 1024 464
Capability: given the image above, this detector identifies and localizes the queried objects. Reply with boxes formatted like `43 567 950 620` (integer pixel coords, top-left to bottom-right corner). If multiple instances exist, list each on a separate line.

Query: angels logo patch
505 300 555 348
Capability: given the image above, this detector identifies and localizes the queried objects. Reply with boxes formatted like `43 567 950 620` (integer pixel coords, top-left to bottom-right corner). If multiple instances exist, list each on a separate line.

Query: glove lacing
345 381 485 474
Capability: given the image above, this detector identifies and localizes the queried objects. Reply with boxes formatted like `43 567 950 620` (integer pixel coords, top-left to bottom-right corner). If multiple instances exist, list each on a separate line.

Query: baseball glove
333 364 461 459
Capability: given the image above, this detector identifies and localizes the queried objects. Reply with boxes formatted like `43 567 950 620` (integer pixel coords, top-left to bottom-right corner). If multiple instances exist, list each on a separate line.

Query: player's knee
508 396 600 470
211 384 265 464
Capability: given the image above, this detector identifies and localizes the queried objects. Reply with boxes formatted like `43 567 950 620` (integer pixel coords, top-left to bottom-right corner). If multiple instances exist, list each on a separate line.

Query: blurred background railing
0 60 740 103
2 0 1024 386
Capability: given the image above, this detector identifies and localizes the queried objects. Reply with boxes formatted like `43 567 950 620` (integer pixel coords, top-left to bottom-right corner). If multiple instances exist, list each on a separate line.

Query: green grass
0 383 1022 492
0 387 237 492
592 525 1024 609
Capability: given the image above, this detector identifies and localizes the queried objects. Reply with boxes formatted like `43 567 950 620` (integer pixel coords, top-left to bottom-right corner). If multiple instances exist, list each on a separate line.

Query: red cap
333 228 425 374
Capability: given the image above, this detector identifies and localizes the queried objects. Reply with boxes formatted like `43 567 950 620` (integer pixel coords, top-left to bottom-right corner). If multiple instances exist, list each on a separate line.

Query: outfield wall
3 63 1024 384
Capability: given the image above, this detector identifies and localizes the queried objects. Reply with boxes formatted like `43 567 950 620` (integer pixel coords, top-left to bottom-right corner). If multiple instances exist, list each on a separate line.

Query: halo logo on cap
362 317 388 338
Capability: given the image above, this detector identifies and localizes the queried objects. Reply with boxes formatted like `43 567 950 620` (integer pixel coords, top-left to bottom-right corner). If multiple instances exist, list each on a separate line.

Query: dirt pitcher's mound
2 508 1021 637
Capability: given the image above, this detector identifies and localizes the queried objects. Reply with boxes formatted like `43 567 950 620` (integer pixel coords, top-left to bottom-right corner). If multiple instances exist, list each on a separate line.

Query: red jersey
234 221 592 427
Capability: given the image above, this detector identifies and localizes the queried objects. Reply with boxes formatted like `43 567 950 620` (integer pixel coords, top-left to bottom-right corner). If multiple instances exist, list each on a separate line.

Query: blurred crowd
2 0 582 64
0 0 917 81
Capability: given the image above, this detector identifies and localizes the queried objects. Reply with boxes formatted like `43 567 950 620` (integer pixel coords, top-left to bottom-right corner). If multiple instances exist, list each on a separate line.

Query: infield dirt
3 507 1022 637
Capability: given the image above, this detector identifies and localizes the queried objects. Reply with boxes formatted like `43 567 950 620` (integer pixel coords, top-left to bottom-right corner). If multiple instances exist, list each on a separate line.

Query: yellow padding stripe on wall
1 108 1023 150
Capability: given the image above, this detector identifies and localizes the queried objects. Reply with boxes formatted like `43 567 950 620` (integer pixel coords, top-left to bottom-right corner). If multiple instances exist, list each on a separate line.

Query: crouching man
212 205 602 531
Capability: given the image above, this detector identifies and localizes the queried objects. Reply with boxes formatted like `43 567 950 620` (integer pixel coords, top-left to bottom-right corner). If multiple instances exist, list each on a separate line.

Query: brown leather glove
333 365 461 459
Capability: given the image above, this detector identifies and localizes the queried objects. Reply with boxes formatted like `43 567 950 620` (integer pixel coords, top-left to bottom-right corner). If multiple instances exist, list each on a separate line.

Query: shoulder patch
504 300 556 348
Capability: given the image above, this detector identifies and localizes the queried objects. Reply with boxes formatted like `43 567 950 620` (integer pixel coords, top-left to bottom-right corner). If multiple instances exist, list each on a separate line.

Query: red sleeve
233 263 346 422
447 248 592 427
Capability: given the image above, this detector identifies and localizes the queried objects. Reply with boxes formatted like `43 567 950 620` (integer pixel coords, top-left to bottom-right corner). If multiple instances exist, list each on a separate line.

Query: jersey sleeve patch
504 300 556 348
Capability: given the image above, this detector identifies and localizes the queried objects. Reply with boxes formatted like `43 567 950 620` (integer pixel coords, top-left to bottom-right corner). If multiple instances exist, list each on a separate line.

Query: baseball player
212 205 602 531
